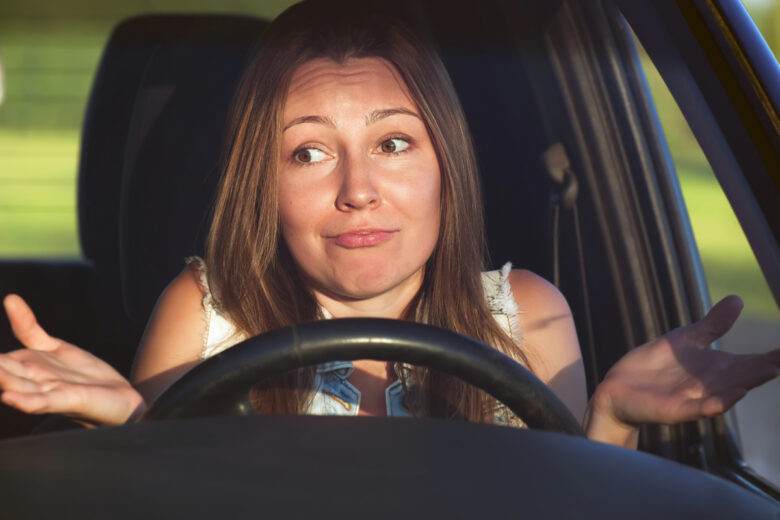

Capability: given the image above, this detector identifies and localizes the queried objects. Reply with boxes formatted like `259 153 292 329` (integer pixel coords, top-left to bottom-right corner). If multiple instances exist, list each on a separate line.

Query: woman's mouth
333 229 398 248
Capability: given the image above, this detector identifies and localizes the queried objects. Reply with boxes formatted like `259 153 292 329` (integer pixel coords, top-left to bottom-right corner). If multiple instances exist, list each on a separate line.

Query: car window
0 1 293 259
742 0 780 56
633 25 780 487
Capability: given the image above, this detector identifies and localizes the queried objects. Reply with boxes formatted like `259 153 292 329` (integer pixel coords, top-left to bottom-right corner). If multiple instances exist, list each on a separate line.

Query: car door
614 0 779 499
429 0 777 500
503 0 779 498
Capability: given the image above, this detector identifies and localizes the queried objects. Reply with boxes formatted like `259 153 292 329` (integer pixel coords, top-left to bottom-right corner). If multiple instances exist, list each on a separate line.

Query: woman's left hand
588 295 779 437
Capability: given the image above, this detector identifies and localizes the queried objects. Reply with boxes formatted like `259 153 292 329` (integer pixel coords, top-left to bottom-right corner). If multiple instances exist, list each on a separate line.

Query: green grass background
0 0 778 319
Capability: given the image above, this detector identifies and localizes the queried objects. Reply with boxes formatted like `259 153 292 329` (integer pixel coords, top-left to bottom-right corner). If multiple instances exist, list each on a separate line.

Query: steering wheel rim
143 318 584 435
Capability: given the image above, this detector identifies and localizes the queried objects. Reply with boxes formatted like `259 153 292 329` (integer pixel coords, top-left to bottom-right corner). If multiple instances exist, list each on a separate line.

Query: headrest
78 15 268 327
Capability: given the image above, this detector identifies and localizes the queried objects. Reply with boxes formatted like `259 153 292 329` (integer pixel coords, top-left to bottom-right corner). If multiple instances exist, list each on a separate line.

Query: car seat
0 14 267 437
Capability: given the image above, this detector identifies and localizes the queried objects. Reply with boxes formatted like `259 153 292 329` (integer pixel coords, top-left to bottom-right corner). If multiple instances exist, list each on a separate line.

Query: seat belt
543 143 579 287
542 143 598 394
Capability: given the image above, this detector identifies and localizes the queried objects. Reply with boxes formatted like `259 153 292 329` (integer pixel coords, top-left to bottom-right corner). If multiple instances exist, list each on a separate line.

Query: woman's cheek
279 170 322 225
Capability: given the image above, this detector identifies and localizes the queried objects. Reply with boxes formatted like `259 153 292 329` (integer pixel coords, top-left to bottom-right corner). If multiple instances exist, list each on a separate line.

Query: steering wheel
143 318 584 435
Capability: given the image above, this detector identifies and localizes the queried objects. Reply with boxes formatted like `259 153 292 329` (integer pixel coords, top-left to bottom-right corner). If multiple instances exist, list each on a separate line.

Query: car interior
0 0 757 460
0 0 777 489
0 1 609 437
0 0 778 515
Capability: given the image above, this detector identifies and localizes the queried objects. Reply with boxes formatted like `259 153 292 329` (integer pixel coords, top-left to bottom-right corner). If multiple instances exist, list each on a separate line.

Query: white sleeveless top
187 257 522 359
185 256 525 423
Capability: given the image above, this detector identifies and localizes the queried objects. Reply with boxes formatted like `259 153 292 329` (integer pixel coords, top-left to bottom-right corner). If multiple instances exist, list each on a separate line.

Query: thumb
2 294 59 352
690 295 743 347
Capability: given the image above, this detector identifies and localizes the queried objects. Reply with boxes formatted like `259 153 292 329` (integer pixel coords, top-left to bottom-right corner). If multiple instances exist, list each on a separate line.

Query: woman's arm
509 270 640 448
582 295 778 447
0 265 206 426
510 272 779 448
130 264 206 406
0 295 145 426
508 270 588 427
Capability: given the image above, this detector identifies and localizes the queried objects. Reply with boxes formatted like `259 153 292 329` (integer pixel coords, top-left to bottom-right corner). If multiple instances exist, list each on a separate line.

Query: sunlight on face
278 57 441 307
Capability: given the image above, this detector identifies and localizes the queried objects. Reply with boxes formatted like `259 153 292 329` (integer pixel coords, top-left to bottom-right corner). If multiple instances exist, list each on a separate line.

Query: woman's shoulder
496 265 586 420
130 259 208 391
481 262 577 354
182 256 244 358
481 263 570 314
154 258 208 313
505 268 571 316
183 256 210 298
480 263 523 341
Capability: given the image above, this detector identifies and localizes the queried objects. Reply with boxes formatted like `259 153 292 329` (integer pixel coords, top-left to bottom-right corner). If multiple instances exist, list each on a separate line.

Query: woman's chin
332 275 399 300
323 265 423 301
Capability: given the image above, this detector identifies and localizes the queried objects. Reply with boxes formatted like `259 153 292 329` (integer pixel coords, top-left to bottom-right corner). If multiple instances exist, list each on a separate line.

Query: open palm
0 294 143 426
595 295 780 427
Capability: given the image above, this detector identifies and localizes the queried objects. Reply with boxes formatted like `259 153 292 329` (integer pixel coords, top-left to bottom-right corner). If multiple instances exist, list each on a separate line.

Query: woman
0 0 777 448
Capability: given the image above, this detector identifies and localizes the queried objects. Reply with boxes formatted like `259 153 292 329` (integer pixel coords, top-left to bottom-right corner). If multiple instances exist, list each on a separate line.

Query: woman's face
278 57 441 306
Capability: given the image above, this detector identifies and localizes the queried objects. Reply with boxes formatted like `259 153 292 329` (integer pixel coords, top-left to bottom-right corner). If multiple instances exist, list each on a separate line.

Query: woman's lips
333 229 397 248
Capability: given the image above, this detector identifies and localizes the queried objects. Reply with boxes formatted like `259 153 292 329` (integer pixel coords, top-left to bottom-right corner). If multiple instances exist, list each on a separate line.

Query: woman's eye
293 147 328 165
380 137 410 154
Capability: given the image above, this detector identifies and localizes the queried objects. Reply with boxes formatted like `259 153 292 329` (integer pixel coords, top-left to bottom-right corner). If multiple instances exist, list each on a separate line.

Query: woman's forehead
284 57 418 118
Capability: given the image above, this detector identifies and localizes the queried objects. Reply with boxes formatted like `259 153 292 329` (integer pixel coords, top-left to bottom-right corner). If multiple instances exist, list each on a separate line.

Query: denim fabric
307 361 412 417
189 255 523 422
306 360 524 427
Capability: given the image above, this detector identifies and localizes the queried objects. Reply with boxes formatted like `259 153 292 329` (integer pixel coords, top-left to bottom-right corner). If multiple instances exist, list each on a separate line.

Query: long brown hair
206 0 532 421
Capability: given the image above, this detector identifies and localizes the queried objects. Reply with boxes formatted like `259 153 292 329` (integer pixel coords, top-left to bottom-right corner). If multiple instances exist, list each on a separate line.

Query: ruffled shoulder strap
480 262 523 343
185 255 211 301
184 256 245 359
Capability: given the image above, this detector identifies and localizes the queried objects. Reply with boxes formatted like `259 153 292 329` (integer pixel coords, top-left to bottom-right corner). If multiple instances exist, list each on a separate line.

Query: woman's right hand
0 294 145 427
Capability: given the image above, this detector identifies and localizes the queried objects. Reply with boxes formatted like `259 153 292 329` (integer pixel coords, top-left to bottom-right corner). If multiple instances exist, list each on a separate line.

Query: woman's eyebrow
365 107 421 125
283 115 336 132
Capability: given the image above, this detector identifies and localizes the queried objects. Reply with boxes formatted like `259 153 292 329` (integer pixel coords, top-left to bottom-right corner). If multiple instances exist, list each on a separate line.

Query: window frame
615 0 780 499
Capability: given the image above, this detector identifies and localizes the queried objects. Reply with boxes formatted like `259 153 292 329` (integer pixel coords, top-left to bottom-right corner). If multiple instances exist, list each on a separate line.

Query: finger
690 295 743 346
0 365 40 393
0 355 31 379
2 294 59 351
700 387 748 416
744 352 780 387
1 391 53 415
713 352 780 394
668 387 747 421
1 383 84 416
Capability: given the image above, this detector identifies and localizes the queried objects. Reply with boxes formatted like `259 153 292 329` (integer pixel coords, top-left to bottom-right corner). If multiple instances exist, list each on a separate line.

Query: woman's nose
335 156 380 211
